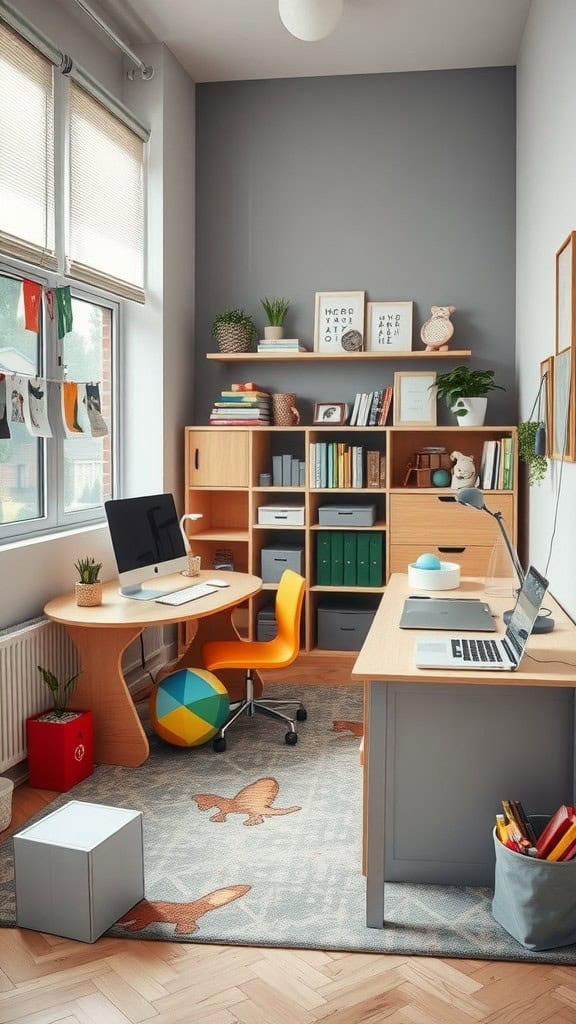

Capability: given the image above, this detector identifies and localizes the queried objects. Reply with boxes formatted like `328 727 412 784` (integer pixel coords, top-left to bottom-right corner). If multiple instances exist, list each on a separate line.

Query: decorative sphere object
415 553 441 570
431 468 451 487
150 668 229 747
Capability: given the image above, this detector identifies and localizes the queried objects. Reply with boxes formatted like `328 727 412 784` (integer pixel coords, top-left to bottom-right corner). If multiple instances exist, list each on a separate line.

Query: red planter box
26 710 94 791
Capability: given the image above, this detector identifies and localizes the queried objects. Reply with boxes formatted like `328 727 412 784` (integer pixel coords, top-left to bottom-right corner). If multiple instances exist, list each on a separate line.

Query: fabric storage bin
492 816 576 950
317 604 376 651
318 505 376 527
261 545 304 582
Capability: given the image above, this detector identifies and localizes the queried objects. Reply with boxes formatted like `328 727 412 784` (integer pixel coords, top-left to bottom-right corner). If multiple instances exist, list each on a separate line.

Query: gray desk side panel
383 683 575 885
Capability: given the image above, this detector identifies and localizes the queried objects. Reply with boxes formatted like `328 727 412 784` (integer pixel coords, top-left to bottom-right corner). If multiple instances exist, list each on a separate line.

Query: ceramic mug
272 393 300 426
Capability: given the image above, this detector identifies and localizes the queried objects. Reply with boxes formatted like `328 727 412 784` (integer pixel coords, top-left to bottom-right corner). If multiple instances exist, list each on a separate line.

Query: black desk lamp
455 486 554 633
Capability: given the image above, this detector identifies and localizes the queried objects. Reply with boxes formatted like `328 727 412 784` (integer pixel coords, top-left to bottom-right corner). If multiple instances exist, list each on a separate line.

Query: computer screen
505 565 549 658
104 493 188 600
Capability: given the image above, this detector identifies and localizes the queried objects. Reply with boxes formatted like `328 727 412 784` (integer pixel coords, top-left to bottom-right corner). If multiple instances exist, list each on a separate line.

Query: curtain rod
69 0 153 81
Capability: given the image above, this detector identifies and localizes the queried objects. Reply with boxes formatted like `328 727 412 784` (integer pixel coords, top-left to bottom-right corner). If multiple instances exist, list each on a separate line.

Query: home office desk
44 570 261 768
352 573 576 929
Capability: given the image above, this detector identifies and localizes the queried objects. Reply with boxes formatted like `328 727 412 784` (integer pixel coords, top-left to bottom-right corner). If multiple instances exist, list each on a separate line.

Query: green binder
343 532 357 587
368 533 383 587
357 534 370 587
317 531 331 586
330 532 344 586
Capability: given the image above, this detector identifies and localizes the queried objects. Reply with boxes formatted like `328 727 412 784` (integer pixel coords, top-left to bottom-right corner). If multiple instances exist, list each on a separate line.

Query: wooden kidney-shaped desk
44 571 262 768
352 574 576 929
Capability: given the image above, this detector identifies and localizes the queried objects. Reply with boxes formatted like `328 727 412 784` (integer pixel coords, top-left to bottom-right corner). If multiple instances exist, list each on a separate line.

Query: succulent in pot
212 309 257 353
260 296 290 340
74 556 103 607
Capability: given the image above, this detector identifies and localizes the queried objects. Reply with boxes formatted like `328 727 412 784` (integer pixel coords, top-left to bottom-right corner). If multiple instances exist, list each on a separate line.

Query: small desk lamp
179 513 203 574
455 486 554 633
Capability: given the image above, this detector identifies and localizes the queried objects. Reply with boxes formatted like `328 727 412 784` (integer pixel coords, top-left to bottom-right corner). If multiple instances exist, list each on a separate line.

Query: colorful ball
150 668 229 747
431 468 451 487
415 553 442 570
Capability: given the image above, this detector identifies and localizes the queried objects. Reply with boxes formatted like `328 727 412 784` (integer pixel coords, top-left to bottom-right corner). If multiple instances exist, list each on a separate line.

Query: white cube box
257 504 305 526
14 800 144 943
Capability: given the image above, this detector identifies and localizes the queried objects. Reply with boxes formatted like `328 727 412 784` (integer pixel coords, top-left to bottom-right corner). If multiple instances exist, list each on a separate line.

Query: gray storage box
257 605 278 641
492 816 576 950
261 544 304 582
14 800 144 943
258 504 305 526
317 604 376 651
318 505 376 527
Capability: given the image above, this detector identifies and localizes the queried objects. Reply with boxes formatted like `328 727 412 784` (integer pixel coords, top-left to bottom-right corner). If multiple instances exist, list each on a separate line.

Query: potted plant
518 420 548 485
260 296 290 340
74 556 103 607
212 309 257 353
27 666 94 791
433 365 505 426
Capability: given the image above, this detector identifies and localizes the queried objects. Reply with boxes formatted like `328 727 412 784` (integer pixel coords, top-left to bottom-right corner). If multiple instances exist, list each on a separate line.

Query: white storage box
14 800 144 942
257 504 305 526
318 505 376 527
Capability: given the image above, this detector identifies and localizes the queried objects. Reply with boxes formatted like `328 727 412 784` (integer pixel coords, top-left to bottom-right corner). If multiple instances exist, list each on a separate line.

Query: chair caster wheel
213 737 227 753
296 707 307 722
285 731 298 746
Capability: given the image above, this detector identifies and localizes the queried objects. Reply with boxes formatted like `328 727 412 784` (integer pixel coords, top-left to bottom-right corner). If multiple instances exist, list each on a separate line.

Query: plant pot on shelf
26 709 94 791
214 325 254 354
75 581 102 607
451 397 487 426
264 325 284 340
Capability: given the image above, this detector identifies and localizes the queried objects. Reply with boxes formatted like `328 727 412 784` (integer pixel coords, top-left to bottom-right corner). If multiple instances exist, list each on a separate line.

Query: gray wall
195 68 517 426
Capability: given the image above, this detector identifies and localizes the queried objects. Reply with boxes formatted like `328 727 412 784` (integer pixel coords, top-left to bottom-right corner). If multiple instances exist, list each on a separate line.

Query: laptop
414 565 549 671
400 597 496 632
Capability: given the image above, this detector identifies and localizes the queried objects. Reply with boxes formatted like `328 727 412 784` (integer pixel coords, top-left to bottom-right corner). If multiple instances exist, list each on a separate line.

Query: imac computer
104 493 189 600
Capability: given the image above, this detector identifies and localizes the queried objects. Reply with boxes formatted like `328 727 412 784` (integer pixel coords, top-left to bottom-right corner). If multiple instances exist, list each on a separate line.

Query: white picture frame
313 291 365 353
393 371 437 426
366 301 413 352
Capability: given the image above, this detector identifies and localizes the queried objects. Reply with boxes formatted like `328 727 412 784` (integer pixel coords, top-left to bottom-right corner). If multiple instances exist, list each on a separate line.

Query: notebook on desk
400 597 496 631
414 565 549 671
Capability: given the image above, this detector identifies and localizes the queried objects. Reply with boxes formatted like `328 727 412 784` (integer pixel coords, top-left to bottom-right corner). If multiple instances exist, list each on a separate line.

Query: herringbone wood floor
0 786 574 1024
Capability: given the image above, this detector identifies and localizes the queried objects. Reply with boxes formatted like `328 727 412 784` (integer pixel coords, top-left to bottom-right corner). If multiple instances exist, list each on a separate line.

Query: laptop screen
505 566 549 660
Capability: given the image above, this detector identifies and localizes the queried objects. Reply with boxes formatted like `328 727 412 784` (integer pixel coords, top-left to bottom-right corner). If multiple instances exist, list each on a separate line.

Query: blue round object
415 553 441 570
431 468 451 487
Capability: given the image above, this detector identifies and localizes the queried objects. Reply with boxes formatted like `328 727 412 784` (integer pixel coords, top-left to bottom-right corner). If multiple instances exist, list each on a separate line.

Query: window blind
0 23 56 270
67 82 145 303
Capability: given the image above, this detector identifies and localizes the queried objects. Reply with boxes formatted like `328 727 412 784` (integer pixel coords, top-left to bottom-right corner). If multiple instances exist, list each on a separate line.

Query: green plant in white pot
433 366 505 426
260 296 290 340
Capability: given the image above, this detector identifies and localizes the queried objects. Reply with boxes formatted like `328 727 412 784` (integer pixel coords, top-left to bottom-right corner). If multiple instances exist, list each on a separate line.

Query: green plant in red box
26 666 94 792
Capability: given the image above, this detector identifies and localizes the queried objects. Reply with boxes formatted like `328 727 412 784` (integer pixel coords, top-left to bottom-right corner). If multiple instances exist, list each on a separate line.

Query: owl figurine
420 305 455 351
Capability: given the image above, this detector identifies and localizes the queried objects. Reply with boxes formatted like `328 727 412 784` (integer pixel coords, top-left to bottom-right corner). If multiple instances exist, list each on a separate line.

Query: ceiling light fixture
278 0 344 41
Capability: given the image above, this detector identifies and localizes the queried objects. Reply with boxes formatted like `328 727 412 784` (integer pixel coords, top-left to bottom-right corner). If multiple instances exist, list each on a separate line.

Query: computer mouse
204 579 230 587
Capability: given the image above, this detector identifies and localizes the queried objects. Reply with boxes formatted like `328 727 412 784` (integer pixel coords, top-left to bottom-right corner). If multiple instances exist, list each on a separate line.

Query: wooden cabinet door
187 430 250 487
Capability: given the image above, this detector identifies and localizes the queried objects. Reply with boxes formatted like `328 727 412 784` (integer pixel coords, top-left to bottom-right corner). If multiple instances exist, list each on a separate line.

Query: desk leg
155 610 263 702
366 681 388 928
65 625 149 768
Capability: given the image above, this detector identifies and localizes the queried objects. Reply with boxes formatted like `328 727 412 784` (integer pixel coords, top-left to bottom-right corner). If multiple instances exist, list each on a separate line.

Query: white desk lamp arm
179 513 203 553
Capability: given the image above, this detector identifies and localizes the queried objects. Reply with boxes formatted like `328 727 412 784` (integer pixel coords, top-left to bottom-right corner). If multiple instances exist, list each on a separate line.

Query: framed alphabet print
555 231 576 355
393 371 437 427
314 291 365 353
551 347 575 460
540 356 554 458
366 301 413 352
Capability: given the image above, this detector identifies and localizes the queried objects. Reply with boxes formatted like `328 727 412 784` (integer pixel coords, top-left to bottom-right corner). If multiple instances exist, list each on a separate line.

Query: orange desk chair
202 569 307 752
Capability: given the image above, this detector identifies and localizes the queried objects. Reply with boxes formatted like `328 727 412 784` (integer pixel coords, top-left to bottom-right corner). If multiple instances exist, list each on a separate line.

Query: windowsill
0 520 107 554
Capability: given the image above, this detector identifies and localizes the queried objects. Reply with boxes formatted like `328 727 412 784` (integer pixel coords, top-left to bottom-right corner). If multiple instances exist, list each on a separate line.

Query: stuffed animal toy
450 450 477 490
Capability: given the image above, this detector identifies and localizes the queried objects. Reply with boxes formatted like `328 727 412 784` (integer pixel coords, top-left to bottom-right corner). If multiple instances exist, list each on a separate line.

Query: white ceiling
84 0 532 83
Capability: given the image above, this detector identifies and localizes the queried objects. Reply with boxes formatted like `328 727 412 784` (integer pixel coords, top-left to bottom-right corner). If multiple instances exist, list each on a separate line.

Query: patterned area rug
1 684 576 964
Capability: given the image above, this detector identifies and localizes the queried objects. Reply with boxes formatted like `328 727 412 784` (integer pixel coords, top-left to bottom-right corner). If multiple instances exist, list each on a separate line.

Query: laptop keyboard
451 638 503 663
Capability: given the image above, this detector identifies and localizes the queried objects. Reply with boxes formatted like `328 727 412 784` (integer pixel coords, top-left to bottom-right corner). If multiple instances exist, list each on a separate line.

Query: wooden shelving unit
181 424 518 683
207 350 472 362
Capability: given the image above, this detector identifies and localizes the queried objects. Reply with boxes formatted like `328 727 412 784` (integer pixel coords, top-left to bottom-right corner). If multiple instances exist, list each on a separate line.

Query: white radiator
0 617 79 772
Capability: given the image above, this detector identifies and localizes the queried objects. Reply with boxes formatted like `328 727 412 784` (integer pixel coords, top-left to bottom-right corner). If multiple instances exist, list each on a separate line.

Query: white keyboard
155 583 218 606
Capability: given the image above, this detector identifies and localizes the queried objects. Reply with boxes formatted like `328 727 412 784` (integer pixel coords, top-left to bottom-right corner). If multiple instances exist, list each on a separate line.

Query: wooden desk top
44 570 262 629
352 573 576 687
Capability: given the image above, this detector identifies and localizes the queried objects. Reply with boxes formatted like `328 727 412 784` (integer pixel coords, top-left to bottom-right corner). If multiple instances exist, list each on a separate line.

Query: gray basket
492 817 576 950
214 324 254 354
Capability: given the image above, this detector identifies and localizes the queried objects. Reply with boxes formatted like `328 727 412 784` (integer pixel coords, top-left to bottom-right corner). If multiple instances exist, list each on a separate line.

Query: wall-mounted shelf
206 350 472 362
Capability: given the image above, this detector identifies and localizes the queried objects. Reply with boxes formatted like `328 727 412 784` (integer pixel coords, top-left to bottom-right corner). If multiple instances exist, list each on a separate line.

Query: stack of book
256 338 305 354
479 436 514 489
495 800 576 860
209 383 271 425
309 442 384 488
349 386 392 427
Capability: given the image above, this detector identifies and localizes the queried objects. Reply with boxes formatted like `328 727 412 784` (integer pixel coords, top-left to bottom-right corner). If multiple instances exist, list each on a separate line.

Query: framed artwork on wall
551 347 575 461
313 291 365 353
555 231 576 355
393 371 437 427
312 402 348 425
366 301 413 352
540 355 554 458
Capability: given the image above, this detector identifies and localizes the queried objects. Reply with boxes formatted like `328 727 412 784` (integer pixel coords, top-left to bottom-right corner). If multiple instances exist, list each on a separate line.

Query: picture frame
551 347 575 461
555 231 576 355
393 371 437 427
540 356 553 458
366 301 413 352
312 402 349 425
313 291 365 353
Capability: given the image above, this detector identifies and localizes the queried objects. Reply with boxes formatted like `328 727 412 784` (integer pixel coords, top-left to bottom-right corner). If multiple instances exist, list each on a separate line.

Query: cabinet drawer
389 544 495 577
389 493 514 545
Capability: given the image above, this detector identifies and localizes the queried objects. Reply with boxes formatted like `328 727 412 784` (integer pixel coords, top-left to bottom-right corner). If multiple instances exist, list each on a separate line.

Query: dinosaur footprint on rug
192 776 301 826
116 885 251 935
